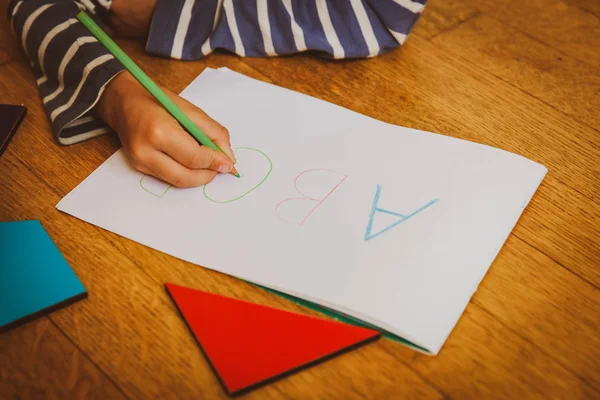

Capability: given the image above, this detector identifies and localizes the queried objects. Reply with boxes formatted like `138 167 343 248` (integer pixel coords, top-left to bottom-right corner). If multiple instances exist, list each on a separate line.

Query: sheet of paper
57 68 547 354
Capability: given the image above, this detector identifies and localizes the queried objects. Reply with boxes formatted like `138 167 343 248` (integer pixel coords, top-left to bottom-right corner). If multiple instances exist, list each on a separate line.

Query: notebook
56 68 547 354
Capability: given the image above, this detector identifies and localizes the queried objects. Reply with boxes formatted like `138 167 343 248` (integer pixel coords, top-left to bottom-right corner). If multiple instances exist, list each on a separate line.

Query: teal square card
0 220 87 332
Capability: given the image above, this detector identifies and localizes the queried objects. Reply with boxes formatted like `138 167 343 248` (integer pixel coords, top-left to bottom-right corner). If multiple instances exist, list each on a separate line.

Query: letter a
364 185 439 241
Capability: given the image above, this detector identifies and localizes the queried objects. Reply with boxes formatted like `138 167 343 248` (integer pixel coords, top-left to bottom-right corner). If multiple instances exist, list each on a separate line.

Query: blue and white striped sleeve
8 0 124 145
146 0 427 60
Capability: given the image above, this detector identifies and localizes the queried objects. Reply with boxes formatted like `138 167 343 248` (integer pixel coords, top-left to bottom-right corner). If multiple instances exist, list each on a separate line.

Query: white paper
57 68 547 354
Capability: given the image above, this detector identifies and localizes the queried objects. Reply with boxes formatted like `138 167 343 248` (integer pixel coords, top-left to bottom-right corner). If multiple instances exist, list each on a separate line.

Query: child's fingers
211 131 236 165
146 151 218 188
187 110 236 163
155 125 233 173
166 90 237 163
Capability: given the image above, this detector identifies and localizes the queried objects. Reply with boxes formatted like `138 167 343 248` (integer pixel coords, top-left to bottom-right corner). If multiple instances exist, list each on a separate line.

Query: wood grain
511 176 600 286
0 2 25 66
0 48 9 66
1 1 599 399
431 14 600 130
456 0 600 69
0 317 125 399
566 0 600 17
412 1 479 39
408 305 597 399
472 235 600 389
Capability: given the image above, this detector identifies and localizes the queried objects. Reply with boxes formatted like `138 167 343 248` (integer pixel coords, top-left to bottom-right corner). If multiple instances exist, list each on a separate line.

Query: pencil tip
231 166 241 178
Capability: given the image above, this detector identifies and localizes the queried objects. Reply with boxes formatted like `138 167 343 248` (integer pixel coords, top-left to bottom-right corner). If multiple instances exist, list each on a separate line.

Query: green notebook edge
252 283 430 354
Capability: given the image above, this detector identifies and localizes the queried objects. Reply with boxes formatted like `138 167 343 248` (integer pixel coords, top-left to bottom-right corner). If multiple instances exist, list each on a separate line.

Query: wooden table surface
1 1 599 398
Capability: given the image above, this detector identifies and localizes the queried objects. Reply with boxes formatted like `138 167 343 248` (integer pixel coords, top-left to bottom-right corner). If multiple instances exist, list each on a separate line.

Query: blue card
0 220 87 332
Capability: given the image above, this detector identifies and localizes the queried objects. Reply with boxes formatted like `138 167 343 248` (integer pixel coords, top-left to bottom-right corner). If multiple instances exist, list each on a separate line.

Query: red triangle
165 283 380 395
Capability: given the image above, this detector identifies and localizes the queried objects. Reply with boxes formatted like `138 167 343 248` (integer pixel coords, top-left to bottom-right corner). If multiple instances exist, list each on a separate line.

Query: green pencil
76 11 240 178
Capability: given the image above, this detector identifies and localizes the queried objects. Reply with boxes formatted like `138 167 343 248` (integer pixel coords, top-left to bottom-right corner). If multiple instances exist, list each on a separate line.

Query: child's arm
8 0 124 144
141 0 427 60
8 0 234 187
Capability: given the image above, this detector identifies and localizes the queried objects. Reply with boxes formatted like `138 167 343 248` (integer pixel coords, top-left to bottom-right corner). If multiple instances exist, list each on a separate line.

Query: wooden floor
1 1 599 398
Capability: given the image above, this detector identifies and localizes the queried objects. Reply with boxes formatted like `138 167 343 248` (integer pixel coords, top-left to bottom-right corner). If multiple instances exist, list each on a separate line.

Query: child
8 0 426 187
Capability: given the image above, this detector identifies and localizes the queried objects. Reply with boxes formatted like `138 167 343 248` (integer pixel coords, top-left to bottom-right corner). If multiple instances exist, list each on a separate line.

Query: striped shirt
7 0 426 145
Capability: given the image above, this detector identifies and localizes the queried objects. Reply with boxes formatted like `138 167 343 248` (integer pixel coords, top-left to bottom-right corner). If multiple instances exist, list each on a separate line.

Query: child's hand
97 72 236 188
